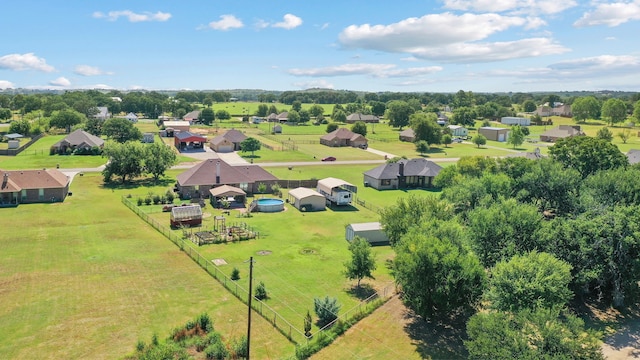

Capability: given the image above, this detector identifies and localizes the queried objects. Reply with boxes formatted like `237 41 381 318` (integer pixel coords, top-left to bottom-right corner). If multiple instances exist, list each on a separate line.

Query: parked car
452 137 463 143
321 156 336 162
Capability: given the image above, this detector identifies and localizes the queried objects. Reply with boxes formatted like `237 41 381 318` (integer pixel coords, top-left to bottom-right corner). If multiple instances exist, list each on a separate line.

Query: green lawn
0 172 295 360
0 134 107 169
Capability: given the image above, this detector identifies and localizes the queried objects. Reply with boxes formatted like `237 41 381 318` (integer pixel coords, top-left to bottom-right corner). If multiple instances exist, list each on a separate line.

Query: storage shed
478 127 509 142
501 117 530 126
288 187 326 211
170 205 203 228
345 222 389 245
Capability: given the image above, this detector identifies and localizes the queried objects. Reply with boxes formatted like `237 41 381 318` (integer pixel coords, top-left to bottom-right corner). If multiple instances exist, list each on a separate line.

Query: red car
321 156 336 162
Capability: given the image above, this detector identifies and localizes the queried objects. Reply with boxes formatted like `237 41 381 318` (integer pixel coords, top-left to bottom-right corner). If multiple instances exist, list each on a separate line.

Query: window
240 183 248 191
381 179 391 186
38 188 44 200
21 189 27 201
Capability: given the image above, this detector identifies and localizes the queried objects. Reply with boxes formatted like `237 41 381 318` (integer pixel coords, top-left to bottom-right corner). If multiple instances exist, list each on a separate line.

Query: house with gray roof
209 129 247 152
183 110 201 123
175 158 278 199
363 158 442 190
399 128 415 142
346 113 380 124
94 107 110 120
51 129 104 154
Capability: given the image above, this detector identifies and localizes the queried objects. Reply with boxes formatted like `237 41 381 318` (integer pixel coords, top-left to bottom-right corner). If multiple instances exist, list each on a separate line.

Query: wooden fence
0 133 44 155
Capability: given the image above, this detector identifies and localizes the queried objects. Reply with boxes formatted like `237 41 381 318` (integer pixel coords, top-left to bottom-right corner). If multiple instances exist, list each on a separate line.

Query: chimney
399 162 404 176
216 161 220 184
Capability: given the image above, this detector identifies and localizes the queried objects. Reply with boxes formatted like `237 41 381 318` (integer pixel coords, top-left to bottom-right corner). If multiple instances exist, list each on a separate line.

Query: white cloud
288 63 443 78
273 14 303 29
401 56 420 62
49 77 71 87
89 84 114 90
74 65 112 76
0 53 55 72
339 13 527 51
292 79 335 89
289 63 396 77
255 19 270 30
574 1 640 27
0 80 14 89
411 37 569 63
93 10 171 22
320 23 330 30
442 0 577 15
207 14 244 31
549 55 640 73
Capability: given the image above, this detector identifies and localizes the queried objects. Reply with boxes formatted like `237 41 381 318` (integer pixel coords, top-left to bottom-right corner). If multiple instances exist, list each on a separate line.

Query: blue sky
1 0 640 93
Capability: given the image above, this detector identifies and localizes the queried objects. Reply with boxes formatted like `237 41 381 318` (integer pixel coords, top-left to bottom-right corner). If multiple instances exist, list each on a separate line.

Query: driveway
366 147 398 159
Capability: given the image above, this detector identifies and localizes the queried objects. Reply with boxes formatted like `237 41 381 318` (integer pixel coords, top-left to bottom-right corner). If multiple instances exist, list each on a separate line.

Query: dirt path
602 320 640 359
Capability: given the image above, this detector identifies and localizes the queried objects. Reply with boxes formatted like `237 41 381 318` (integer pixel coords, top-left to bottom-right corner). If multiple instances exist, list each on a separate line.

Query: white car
452 137 463 143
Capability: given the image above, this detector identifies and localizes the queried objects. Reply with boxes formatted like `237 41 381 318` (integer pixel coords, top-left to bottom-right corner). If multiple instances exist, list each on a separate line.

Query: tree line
379 136 637 358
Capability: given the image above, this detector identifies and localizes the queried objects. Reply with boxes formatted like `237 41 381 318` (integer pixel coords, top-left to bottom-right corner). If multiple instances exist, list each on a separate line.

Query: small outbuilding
163 121 190 134
345 222 389 245
478 127 509 142
125 112 138 123
447 125 468 137
287 187 326 212
399 128 415 142
174 131 206 150
170 205 203 228
142 133 154 143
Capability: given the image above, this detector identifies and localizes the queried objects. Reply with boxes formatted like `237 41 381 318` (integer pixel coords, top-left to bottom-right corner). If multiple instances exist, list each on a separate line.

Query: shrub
144 197 152 205
232 336 248 358
255 281 268 300
166 190 175 203
197 313 214 333
151 333 159 346
314 296 340 327
153 194 162 205
231 267 240 281
136 340 145 352
204 342 228 360
137 198 143 206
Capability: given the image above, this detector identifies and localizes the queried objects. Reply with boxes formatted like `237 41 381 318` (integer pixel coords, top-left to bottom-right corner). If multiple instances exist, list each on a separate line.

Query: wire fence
121 195 396 348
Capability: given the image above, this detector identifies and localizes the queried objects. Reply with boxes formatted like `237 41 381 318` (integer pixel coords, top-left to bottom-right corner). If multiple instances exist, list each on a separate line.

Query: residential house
183 110 201 123
174 131 206 150
437 112 449 126
534 105 553 117
345 222 389 245
506 147 545 160
320 128 368 148
266 113 278 122
175 158 278 199
399 128 415 142
552 104 572 117
287 187 326 212
94 107 110 120
209 129 247 153
162 121 190 136
363 158 442 190
539 125 585 142
0 168 70 205
447 125 469 137
478 127 510 142
346 113 380 124
51 129 104 153
125 112 138 123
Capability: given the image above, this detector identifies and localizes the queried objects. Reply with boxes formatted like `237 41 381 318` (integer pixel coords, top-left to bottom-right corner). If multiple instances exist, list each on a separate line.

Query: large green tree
571 96 600 123
0 108 11 120
215 109 231 121
102 141 145 183
200 107 215 125
393 229 486 320
506 125 525 149
350 121 367 136
379 195 453 246
633 100 640 123
549 136 628 178
49 109 85 133
486 251 573 312
452 106 477 126
385 100 414 129
601 98 628 126
522 100 536 112
8 119 30 135
240 137 261 157
144 142 177 181
466 308 604 360
309 104 324 118
343 236 376 287
102 117 142 143
410 112 441 145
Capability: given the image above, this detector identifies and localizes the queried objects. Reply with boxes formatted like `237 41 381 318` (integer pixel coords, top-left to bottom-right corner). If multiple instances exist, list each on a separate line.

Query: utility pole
246 256 254 359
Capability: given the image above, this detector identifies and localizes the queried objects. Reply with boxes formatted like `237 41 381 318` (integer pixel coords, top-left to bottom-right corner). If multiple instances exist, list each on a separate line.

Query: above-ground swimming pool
255 198 284 212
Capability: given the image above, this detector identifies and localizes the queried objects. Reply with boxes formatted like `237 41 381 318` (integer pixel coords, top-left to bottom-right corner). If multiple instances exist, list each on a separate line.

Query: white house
345 222 389 245
447 125 468 137
125 112 138 123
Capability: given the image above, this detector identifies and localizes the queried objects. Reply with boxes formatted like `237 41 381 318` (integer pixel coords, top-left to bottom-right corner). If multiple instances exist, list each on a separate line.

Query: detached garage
345 222 389 245
288 187 326 211
478 127 510 142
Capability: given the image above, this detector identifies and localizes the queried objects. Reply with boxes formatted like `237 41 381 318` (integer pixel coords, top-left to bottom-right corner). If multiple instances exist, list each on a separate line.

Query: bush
314 296 340 327
137 198 143 206
255 281 268 300
166 190 175 203
231 267 240 280
153 194 162 205
232 336 248 358
136 340 145 352
204 342 228 360
144 197 152 205
197 313 214 333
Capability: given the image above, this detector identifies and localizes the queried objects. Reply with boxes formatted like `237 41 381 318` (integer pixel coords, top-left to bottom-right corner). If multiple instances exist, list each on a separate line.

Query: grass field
0 172 295 359
0 134 107 169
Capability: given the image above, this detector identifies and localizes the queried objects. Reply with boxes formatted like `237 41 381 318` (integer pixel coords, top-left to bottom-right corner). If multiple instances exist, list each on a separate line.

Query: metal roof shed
345 222 389 245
